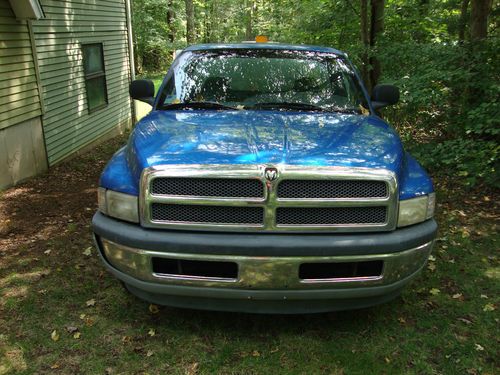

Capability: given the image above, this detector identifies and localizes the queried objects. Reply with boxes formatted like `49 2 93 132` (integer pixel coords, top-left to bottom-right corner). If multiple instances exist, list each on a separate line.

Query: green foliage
411 139 499 188
132 0 185 72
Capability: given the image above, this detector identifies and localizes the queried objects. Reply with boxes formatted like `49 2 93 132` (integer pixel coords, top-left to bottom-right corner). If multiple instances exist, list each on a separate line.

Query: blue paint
100 147 138 195
399 153 434 200
128 110 403 171
100 44 434 201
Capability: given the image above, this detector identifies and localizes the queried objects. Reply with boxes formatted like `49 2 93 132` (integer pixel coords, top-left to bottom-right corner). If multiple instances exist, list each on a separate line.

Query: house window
82 43 108 112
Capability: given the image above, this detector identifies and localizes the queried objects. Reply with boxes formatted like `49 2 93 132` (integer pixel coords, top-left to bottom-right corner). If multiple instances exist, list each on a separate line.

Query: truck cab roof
183 43 346 57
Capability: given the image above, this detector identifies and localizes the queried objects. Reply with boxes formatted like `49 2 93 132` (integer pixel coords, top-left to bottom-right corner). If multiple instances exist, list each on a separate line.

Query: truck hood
127 110 404 179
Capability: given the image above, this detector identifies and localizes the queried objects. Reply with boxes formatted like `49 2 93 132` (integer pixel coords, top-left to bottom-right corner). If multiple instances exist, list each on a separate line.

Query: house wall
32 0 133 166
0 0 47 190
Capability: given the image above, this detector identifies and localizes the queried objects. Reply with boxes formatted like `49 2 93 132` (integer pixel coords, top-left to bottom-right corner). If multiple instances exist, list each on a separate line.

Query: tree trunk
167 0 175 43
185 0 195 44
360 0 370 90
245 0 255 40
470 0 492 41
369 0 384 89
458 0 470 43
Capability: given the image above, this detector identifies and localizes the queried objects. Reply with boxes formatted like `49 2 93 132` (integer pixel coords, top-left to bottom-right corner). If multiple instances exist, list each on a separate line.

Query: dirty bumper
92 212 437 314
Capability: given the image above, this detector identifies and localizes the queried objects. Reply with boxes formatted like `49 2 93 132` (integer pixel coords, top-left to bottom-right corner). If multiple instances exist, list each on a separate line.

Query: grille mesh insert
151 177 264 198
277 180 387 199
151 203 264 225
276 206 387 225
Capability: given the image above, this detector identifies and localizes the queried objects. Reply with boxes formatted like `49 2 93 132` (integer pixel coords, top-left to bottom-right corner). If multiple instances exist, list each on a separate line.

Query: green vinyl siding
33 0 132 165
0 0 42 130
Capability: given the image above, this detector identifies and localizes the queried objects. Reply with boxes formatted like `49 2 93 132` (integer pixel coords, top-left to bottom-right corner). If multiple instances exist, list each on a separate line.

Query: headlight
97 187 139 223
398 193 435 227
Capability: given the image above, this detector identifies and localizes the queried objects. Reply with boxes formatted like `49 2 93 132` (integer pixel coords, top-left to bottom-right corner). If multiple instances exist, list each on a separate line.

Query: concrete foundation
0 116 48 190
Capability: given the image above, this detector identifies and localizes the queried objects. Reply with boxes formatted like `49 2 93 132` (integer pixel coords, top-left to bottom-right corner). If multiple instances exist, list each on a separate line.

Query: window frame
82 43 108 113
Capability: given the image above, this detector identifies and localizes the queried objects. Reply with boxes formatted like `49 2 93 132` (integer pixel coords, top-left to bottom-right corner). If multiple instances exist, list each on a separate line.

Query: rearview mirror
129 79 155 106
371 84 399 110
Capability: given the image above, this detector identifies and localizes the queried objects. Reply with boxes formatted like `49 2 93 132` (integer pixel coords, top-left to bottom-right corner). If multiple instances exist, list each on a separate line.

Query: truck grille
151 177 264 198
151 204 264 225
276 207 387 225
141 165 398 232
277 180 387 199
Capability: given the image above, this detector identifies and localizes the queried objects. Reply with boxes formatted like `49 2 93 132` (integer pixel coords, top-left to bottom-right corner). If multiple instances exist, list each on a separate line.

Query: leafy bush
410 139 499 188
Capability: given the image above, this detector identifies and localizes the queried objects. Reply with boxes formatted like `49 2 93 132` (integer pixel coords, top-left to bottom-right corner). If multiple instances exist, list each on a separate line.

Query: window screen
82 43 108 111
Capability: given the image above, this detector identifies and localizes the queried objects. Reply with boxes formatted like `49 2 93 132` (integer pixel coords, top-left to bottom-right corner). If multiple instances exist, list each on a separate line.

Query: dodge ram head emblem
264 167 278 181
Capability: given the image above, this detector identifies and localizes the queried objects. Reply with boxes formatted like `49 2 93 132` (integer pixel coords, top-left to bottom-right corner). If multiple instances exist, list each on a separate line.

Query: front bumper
92 212 437 313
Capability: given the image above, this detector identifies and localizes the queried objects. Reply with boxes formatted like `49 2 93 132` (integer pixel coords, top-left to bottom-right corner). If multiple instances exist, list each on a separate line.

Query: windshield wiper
249 102 327 112
161 101 238 111
248 102 360 114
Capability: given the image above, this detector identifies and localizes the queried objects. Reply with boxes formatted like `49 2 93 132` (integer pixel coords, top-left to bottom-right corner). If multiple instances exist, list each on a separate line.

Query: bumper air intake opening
299 260 383 280
152 258 238 279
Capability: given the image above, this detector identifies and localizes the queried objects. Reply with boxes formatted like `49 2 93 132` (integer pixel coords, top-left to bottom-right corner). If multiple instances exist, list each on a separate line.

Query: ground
0 134 498 375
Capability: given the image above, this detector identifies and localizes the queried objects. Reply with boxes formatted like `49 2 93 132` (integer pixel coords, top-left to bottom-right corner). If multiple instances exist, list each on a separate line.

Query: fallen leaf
398 317 406 324
122 336 132 343
82 247 92 256
84 317 95 327
429 288 440 296
483 303 495 312
480 294 488 299
51 363 60 369
428 263 436 271
79 313 86 320
428 255 436 262
73 332 81 339
86 299 96 307
252 350 260 357
51 330 59 342
458 317 473 325
186 362 199 375
474 344 484 351
44 249 51 255
385 357 391 363
270 347 279 353
148 328 155 337
148 304 159 314
146 350 154 357
452 293 463 299
62 325 76 334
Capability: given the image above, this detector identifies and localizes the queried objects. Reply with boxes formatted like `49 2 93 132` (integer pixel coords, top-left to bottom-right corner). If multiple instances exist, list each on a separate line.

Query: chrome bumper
99 238 434 290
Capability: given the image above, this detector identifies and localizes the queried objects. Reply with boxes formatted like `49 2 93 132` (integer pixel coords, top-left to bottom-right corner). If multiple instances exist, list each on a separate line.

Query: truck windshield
157 49 367 113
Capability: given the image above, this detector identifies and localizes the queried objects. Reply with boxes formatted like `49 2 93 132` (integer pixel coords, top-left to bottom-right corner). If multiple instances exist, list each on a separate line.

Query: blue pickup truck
92 43 437 314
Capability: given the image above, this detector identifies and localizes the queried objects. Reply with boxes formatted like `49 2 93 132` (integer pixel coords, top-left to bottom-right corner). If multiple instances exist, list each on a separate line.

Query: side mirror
371 84 399 110
129 79 155 105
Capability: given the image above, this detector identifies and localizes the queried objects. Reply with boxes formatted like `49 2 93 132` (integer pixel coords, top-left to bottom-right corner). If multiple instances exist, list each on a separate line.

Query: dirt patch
0 135 126 257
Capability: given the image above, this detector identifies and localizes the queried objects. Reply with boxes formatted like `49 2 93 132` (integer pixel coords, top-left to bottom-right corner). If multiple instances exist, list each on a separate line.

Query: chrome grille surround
140 164 398 232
